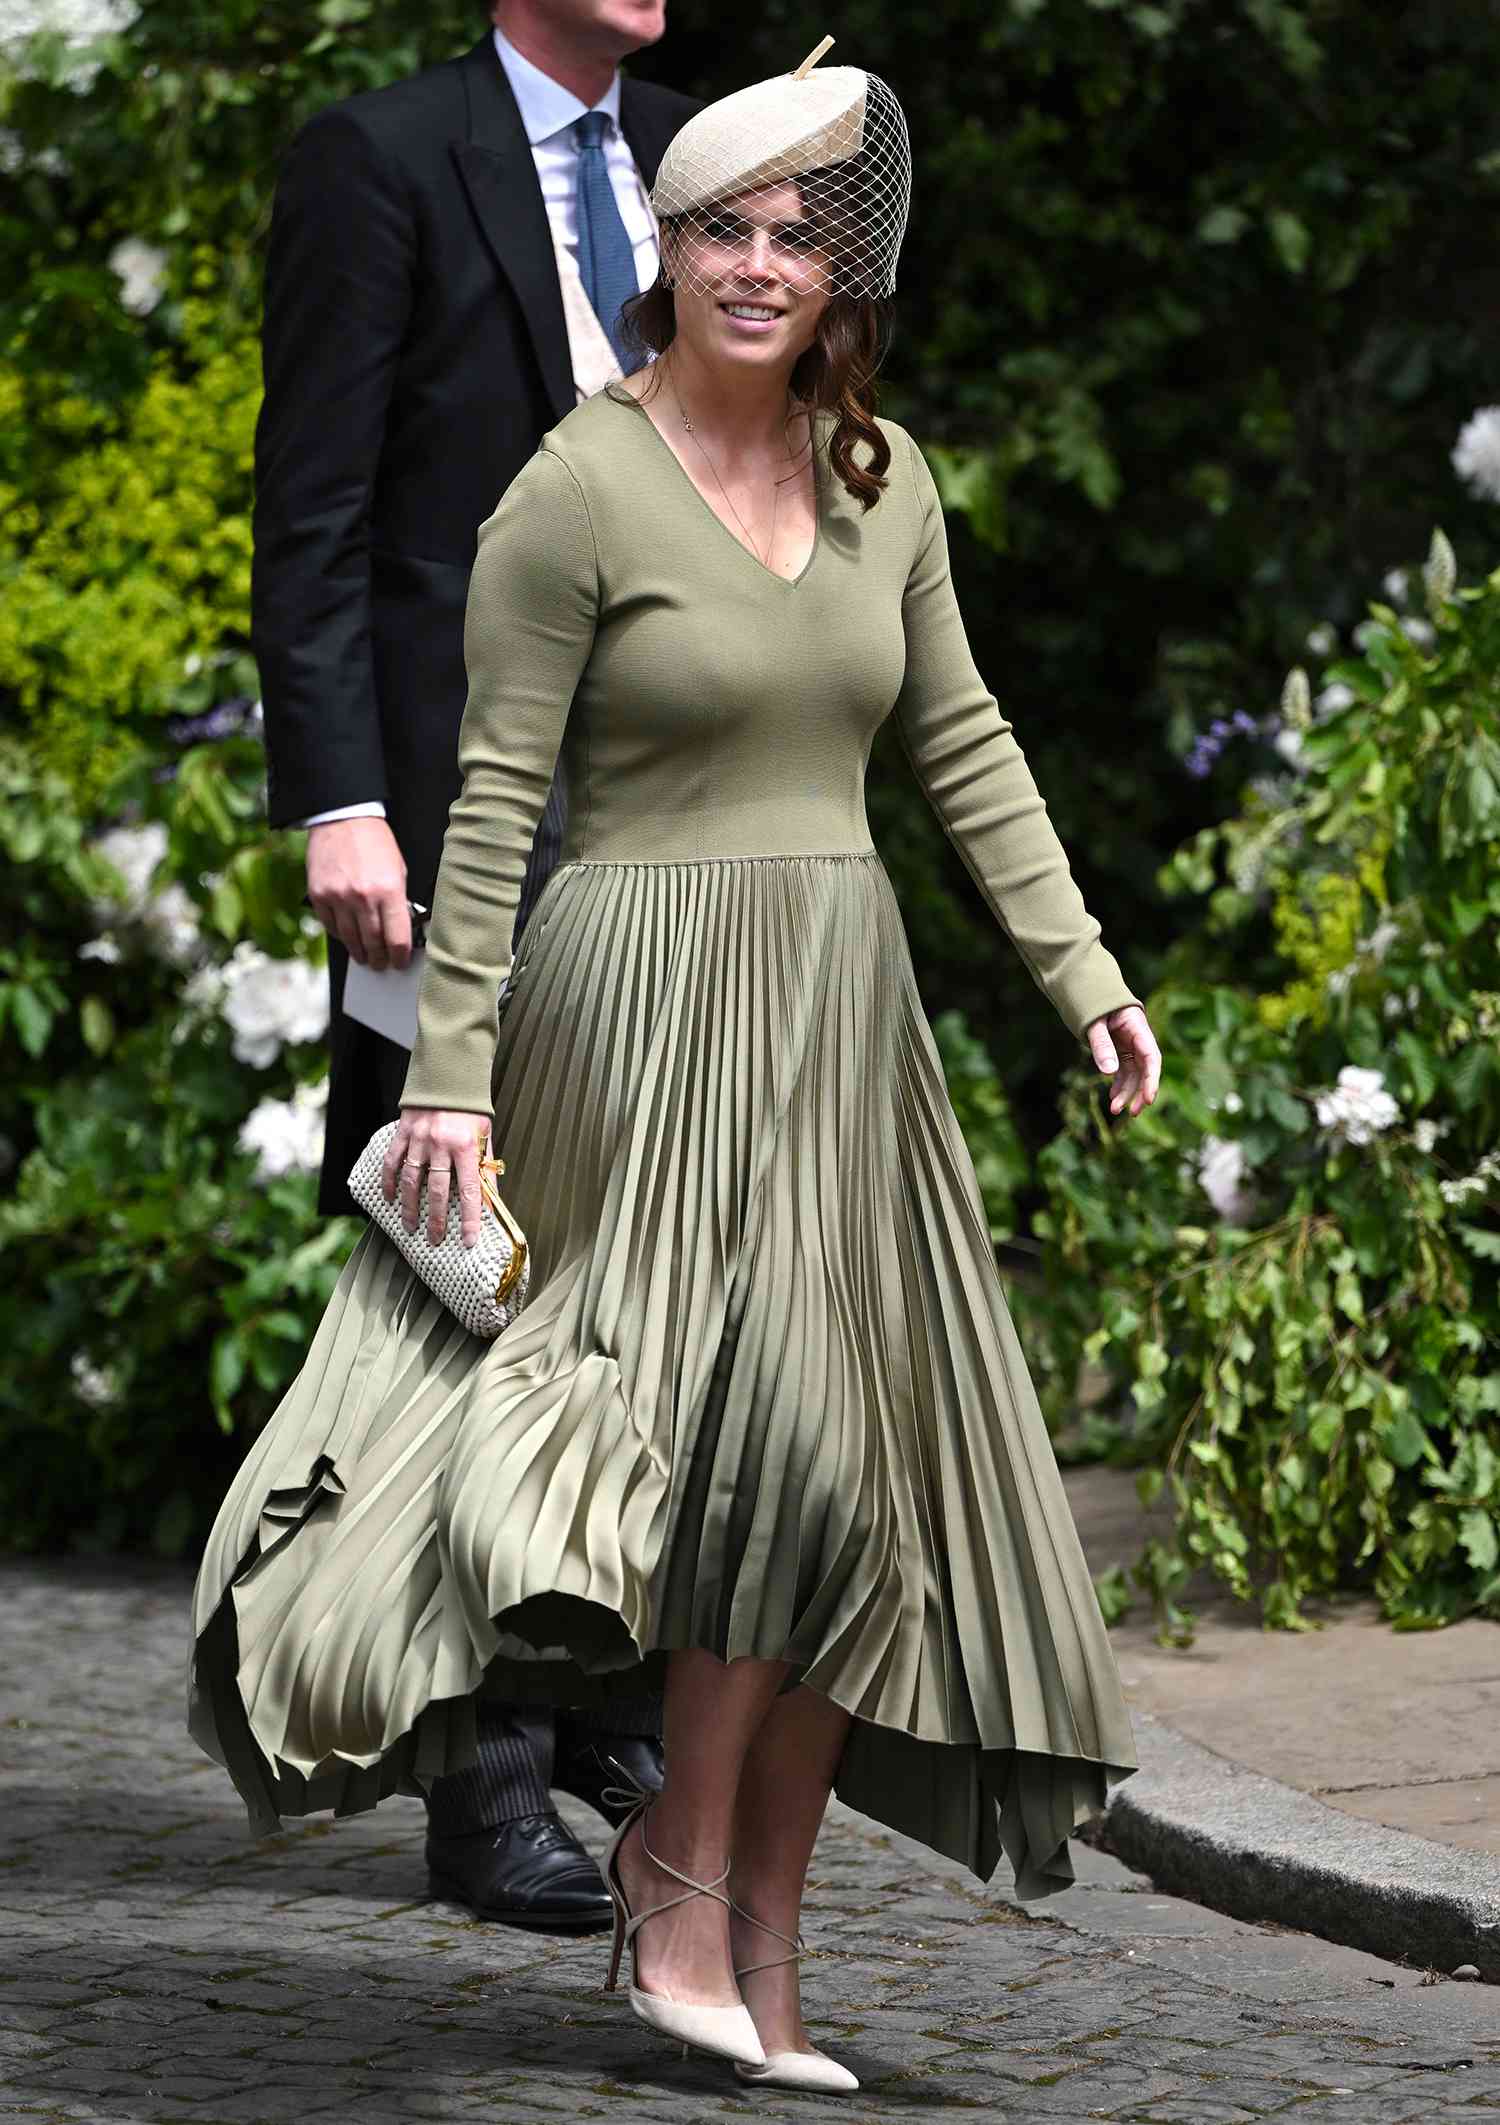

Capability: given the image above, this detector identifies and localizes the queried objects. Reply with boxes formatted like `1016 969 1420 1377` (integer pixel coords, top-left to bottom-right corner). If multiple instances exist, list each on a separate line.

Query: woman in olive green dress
188 50 1161 2095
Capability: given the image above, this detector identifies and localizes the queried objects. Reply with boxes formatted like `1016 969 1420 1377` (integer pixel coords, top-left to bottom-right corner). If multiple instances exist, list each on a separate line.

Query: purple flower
164 694 260 748
1184 709 1268 780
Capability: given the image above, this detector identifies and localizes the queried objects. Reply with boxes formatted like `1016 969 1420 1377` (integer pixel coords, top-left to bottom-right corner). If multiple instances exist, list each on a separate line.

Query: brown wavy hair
611 277 897 512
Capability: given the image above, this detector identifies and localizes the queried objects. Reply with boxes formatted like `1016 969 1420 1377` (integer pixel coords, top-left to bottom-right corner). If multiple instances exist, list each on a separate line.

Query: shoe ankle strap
729 1896 807 1975
619 1797 733 1940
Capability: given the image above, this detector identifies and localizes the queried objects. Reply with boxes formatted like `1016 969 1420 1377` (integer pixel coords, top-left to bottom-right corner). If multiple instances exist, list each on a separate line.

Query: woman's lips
718 303 783 335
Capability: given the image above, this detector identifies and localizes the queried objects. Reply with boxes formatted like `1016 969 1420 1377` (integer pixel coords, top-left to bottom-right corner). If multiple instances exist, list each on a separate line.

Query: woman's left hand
1087 1003 1161 1119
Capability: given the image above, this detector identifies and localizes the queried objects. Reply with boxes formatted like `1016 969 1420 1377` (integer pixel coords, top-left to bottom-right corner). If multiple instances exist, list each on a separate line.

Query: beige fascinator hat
650 35 912 301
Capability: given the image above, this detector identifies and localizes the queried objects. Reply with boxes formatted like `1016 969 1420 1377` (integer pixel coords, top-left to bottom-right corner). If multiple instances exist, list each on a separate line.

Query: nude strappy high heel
599 1758 765 2069
728 1899 860 2092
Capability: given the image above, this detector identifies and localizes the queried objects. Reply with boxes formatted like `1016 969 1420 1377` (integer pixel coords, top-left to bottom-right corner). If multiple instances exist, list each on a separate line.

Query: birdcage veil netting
649 65 911 303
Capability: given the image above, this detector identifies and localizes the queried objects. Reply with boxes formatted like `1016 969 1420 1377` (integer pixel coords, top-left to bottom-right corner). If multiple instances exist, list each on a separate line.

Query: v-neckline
614 385 825 592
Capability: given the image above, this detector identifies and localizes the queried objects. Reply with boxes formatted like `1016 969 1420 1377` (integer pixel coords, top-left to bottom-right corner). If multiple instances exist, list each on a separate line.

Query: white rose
86 819 207 965
89 818 168 920
238 1078 329 1180
219 943 329 1068
1196 1136 1258 1227
70 1349 122 1408
140 880 205 966
1 0 140 87
1314 1064 1401 1147
107 235 167 317
1452 406 1500 505
1314 681 1356 720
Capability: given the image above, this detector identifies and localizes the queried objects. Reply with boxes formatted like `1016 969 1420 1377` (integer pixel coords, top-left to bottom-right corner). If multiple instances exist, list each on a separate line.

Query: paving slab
2 1552 1498 2125
1064 1463 1500 1976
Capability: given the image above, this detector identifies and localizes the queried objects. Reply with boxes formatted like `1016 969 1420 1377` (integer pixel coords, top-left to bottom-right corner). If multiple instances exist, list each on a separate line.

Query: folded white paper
342 946 426 1050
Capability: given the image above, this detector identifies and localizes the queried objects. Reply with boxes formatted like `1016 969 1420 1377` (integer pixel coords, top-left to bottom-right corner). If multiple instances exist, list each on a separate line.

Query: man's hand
306 816 411 970
1087 1003 1162 1119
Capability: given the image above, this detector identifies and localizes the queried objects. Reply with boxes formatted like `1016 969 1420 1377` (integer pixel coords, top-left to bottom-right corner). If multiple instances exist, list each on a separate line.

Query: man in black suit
251 0 698 1933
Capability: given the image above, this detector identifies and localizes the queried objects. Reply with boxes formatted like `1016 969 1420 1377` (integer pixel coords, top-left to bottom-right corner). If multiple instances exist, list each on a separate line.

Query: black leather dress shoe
426 1809 613 1932
550 1730 666 1828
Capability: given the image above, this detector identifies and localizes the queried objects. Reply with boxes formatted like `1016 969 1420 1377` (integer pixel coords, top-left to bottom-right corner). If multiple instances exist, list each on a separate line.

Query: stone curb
1100 1708 1500 1983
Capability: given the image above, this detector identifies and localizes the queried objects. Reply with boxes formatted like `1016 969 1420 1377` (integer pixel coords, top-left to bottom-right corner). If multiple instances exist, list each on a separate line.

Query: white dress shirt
292 28 659 832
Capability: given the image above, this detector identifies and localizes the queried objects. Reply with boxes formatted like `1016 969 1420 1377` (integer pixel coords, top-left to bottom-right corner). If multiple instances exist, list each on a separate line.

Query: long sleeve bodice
399 390 1139 1117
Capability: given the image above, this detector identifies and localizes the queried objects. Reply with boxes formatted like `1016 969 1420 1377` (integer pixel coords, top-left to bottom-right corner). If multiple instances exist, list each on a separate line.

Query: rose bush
3 0 1498 1610
0 726 360 1554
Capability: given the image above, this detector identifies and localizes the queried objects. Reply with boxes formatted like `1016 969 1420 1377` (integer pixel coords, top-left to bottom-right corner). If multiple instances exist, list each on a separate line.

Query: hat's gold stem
791 34 834 78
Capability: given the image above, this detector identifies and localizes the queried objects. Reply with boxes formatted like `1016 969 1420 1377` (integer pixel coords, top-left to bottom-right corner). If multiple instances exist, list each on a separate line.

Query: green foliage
715 0 1500 1136
1023 545 1500 1637
6 0 1500 1137
0 302 259 808
0 733 359 1555
2 0 1498 1614
932 1009 1030 1244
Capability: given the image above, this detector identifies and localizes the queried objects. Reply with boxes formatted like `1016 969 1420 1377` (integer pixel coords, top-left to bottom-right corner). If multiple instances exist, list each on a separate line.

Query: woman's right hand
383 1108 494 1248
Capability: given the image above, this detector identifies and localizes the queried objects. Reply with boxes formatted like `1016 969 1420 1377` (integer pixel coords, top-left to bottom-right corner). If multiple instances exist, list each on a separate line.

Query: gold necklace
668 376 803 570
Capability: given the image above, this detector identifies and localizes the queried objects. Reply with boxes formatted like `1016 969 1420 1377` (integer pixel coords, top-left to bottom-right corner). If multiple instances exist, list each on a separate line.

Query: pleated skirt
187 850 1138 1897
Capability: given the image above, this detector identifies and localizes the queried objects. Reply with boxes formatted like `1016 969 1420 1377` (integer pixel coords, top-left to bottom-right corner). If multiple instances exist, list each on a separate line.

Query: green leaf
1264 1084 1307 1133
10 985 52 1056
79 994 114 1056
259 1309 307 1340
1395 1029 1437 1108
1268 210 1311 275
1450 893 1489 936
1451 1044 1494 1112
1093 1563 1134 1625
1458 1508 1499 1575
1307 1406 1341 1453
1382 1407 1430 1469
1198 205 1250 245
1456 1223 1500 1263
210 1332 245 1412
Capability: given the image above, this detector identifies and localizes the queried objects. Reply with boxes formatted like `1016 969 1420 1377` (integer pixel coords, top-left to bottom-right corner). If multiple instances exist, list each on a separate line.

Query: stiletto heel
598 1755 765 2070
729 1899 859 2093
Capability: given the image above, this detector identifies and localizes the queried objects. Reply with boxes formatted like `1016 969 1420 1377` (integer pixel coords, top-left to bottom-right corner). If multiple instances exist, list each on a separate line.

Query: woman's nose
741 227 776 276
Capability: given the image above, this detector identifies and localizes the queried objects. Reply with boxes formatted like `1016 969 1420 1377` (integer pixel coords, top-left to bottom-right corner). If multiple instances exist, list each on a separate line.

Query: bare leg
727 1684 853 2055
614 1647 790 2007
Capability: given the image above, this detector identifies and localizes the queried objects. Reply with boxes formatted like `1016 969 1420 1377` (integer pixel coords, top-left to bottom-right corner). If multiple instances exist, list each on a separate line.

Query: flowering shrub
5 0 1500 1580
0 730 359 1554
1019 534 1500 1636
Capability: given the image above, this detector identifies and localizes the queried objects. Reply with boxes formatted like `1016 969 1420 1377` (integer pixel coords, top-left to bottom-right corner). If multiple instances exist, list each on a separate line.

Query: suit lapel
452 36 574 424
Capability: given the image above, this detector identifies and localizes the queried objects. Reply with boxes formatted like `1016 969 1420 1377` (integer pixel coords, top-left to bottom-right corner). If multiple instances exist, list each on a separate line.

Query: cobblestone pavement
2 1558 1496 2125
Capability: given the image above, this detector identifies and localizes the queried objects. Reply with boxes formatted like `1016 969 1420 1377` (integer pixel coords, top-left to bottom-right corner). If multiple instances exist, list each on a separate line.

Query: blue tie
573 110 644 374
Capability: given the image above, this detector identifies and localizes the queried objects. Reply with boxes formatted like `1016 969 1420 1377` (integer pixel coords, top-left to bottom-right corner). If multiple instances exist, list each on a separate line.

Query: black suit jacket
252 33 698 909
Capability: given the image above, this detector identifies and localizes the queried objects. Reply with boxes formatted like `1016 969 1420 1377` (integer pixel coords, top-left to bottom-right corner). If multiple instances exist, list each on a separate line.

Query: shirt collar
492 24 622 147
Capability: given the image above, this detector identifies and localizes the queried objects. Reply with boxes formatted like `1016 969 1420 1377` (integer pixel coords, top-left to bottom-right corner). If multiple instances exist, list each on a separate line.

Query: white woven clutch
346 1119 531 1340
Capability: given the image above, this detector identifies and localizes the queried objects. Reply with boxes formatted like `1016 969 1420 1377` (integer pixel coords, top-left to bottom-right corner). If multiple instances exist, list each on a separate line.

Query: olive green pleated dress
187 385 1143 1897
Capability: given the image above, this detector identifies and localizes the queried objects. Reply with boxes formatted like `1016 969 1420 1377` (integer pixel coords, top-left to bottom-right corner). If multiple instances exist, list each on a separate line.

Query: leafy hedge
1019 535 1500 1634
1 0 1496 1612
6 0 1500 1123
0 719 352 1553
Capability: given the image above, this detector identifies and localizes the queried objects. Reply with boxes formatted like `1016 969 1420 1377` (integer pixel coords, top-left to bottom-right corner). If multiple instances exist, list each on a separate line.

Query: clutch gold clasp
478 1152 528 1304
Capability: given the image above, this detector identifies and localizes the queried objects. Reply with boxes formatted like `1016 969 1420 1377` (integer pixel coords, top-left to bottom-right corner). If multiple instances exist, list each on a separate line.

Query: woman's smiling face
664 180 833 372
